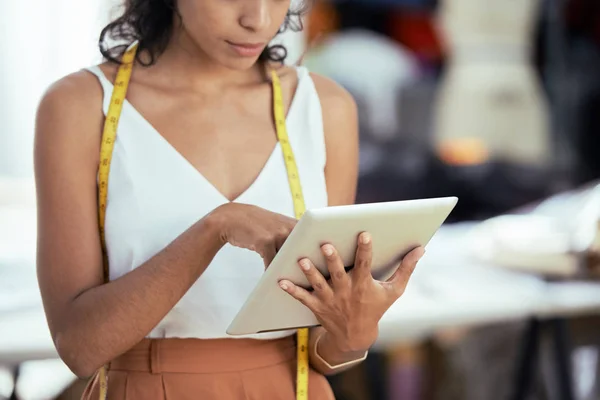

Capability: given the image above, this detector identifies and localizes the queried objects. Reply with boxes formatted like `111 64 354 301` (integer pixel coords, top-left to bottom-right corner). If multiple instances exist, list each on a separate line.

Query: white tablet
226 196 458 335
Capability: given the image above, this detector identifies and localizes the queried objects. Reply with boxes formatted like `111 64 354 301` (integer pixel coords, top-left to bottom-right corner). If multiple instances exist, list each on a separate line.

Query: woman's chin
215 50 264 70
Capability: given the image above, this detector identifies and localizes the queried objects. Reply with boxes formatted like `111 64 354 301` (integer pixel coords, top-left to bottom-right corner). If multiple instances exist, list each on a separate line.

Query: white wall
0 1 110 177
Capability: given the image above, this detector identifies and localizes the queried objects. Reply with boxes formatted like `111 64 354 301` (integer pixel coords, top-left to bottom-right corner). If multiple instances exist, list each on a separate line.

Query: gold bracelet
313 331 369 370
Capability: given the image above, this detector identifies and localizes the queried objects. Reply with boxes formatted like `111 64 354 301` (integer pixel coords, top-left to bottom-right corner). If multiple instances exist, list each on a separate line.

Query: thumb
384 247 424 296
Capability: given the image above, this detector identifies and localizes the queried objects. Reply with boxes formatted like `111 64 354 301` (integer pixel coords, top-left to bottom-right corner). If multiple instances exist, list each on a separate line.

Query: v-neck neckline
96 66 303 204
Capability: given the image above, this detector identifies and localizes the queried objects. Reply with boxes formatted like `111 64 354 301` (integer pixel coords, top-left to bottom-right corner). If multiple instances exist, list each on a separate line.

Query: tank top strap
287 66 327 170
85 65 114 115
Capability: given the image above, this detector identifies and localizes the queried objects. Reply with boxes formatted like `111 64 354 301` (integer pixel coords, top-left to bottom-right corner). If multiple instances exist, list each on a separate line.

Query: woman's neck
148 28 266 94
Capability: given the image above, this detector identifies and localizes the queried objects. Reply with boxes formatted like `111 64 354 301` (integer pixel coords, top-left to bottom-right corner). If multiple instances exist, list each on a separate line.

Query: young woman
34 0 424 398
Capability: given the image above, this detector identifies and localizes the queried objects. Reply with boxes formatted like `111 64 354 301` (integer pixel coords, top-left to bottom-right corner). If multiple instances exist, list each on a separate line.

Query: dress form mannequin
433 0 552 167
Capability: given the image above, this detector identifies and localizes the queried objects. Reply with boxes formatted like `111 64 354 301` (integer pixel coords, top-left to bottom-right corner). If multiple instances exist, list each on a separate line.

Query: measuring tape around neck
97 43 310 400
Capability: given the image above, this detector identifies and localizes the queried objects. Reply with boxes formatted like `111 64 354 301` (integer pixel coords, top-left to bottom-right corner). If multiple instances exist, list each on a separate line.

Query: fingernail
361 232 371 244
299 259 310 271
322 245 334 256
279 281 288 290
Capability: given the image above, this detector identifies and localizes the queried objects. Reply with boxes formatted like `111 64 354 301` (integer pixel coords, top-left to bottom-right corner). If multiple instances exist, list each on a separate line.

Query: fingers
279 279 320 311
298 258 334 301
385 246 425 296
352 232 373 284
321 244 350 292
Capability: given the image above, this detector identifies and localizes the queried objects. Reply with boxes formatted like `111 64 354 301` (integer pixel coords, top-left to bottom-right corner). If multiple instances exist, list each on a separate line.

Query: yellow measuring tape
270 70 310 400
97 42 309 399
96 42 137 400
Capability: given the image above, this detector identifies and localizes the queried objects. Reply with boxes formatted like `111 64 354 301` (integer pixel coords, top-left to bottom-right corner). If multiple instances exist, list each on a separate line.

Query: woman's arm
35 72 296 378
307 73 365 375
34 72 228 378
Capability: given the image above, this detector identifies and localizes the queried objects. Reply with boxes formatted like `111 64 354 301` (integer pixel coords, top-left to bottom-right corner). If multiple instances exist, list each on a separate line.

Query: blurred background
1 0 600 399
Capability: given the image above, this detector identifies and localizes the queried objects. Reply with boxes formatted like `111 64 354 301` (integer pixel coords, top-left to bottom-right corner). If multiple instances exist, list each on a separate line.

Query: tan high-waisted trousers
82 336 335 400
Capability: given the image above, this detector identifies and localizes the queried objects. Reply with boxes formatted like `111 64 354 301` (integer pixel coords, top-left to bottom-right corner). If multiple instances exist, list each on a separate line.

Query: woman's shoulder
35 66 109 163
307 71 356 117
37 65 109 121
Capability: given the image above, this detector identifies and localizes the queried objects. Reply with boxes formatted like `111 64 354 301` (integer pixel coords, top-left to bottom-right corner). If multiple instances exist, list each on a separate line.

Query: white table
376 224 600 347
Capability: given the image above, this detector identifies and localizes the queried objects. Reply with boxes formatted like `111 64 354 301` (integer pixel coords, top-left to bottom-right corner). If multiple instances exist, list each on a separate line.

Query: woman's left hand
279 232 424 353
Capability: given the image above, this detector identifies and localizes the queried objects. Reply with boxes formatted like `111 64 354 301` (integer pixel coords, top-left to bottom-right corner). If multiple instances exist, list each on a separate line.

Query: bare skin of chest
106 65 296 202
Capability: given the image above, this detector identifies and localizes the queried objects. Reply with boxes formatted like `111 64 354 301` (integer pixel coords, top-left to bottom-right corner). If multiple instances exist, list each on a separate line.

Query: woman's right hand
211 203 298 267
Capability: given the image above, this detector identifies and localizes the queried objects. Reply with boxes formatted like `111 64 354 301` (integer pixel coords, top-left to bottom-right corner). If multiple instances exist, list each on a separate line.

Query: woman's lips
226 41 266 57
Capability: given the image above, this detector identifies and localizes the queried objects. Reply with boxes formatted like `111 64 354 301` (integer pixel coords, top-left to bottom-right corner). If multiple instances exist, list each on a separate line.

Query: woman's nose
239 0 272 32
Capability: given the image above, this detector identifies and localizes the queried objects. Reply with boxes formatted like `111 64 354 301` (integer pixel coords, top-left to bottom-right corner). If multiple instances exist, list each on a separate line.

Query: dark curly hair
99 0 311 66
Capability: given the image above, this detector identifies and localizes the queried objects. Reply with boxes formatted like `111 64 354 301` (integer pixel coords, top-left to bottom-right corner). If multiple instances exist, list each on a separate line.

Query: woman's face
175 0 292 70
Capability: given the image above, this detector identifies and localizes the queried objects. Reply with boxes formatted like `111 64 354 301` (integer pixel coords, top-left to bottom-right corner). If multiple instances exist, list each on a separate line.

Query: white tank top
86 65 328 340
